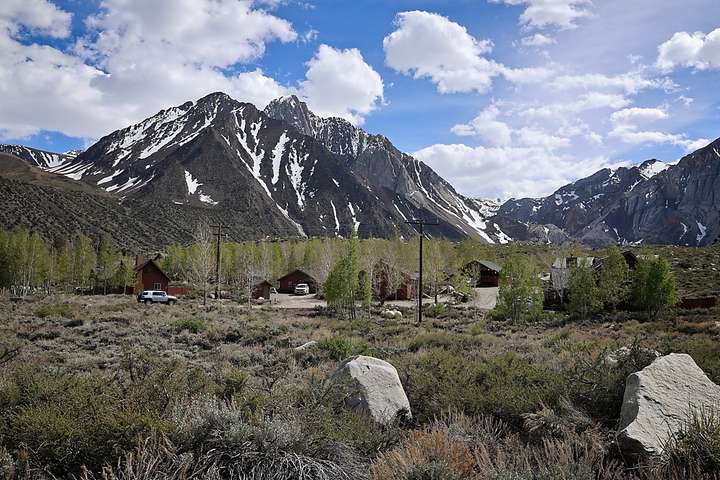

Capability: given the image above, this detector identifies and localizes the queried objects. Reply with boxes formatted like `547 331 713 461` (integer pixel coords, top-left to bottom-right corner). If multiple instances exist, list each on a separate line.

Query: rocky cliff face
582 140 720 246
499 140 720 246
265 95 525 243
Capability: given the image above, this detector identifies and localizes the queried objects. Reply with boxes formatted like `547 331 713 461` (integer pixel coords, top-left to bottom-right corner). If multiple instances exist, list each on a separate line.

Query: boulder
604 346 660 368
331 355 411 425
294 340 318 352
618 353 720 456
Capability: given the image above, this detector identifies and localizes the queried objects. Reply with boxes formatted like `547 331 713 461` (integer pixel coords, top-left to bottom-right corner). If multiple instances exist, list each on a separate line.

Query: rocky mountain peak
264 95 317 137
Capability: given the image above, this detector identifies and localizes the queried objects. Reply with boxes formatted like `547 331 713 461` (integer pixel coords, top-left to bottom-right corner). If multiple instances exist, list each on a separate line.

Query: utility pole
406 218 438 325
210 224 226 299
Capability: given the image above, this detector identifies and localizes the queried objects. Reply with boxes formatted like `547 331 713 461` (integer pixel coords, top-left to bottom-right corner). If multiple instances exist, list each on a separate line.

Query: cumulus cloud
0 0 72 37
610 107 668 124
383 10 501 93
489 0 593 30
609 125 708 152
451 105 512 146
520 33 556 47
0 0 301 139
656 28 720 71
549 72 675 94
413 143 609 199
299 44 384 125
452 104 571 150
0 0 385 140
518 92 630 119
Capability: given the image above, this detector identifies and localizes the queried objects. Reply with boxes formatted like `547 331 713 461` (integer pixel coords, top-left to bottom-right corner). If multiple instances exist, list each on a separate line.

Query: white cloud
452 104 571 150
299 44 384 125
610 107 668 124
0 0 72 37
451 105 512 146
0 0 301 140
549 71 674 94
413 143 609 199
609 124 708 152
519 92 630 119
490 0 593 30
0 0 385 139
383 10 500 94
520 33 556 47
657 28 720 71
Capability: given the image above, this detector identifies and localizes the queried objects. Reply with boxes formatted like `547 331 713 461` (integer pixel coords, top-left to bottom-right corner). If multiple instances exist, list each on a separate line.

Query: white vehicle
294 283 310 295
137 290 178 305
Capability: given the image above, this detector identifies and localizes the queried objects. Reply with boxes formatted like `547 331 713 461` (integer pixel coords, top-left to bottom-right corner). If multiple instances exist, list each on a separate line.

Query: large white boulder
618 353 720 456
331 355 411 425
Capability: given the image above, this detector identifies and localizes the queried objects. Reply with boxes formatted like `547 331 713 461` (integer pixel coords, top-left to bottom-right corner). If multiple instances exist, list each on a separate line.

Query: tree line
0 229 134 296
495 244 678 322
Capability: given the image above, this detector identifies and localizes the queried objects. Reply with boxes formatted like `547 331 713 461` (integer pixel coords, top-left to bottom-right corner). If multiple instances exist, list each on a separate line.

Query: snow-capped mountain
0 144 71 169
264 95 514 242
52 92 523 243
499 147 720 246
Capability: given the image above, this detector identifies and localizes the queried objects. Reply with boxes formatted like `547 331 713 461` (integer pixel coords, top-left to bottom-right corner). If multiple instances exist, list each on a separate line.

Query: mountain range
1 92 718 249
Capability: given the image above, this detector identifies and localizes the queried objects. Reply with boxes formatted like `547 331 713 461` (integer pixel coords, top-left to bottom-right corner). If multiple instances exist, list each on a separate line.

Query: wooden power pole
406 218 438 325
210 224 226 299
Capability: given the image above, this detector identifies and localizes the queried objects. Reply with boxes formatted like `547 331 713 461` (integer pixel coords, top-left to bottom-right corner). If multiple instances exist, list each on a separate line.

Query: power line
210 224 227 299
406 218 439 325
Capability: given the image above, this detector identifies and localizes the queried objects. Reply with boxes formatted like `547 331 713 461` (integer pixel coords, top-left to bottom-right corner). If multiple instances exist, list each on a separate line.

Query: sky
2 0 720 201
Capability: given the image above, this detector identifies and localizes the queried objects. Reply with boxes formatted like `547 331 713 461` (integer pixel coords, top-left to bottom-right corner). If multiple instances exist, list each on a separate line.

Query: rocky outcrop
330 355 411 425
604 346 660 368
618 353 720 456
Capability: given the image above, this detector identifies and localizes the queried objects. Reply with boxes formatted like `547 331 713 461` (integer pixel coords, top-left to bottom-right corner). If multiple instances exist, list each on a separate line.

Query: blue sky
2 0 720 199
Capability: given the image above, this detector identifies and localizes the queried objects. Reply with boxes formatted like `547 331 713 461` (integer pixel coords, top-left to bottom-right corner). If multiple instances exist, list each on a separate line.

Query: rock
331 355 411 425
604 346 660 368
391 310 402 319
618 353 720 456
294 340 318 352
381 309 400 319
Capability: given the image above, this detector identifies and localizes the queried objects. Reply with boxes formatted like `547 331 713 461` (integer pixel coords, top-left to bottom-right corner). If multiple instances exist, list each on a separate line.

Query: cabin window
153 282 162 290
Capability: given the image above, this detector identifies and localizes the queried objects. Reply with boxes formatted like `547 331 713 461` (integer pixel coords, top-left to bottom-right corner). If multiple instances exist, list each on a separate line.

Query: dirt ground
264 287 498 310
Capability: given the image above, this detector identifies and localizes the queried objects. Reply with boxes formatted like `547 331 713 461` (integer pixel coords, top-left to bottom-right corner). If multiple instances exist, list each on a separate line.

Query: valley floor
1 293 719 478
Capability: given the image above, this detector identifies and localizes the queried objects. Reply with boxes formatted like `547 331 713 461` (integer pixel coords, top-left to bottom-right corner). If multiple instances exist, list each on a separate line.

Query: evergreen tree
495 255 542 323
568 263 601 320
598 245 629 310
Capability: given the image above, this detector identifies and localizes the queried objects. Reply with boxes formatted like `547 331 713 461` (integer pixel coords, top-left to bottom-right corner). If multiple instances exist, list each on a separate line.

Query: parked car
294 283 310 295
137 290 178 305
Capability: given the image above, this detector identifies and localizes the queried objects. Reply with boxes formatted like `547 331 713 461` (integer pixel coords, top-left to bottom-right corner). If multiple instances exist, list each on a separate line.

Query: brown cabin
372 262 415 301
277 269 317 293
463 260 502 287
252 280 273 300
134 255 169 294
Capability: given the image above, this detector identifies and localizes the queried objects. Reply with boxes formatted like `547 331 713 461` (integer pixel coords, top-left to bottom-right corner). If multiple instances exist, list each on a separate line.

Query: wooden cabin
252 280 273 300
277 269 317 293
134 255 169 293
463 260 502 287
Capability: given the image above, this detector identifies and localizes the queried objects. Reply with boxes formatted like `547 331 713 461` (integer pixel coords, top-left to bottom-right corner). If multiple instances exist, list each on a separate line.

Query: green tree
632 256 678 320
598 245 629 310
325 226 362 318
95 236 119 294
73 234 96 289
495 255 542 323
567 263 601 320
